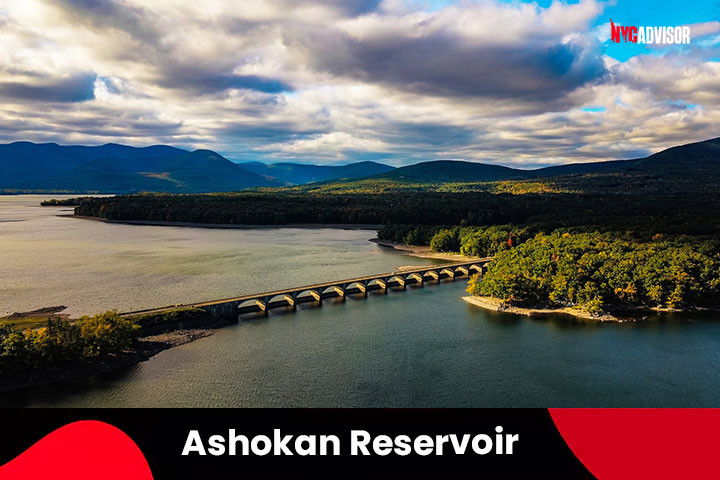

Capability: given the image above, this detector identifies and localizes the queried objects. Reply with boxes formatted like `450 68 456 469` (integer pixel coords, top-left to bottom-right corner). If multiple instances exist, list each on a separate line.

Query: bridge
124 259 492 321
195 259 492 320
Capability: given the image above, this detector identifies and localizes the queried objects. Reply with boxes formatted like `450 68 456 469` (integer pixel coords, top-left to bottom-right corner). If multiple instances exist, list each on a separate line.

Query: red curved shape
550 408 720 480
0 420 153 480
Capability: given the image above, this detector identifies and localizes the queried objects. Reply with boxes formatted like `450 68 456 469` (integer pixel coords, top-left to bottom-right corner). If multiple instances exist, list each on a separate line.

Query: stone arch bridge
180 258 493 320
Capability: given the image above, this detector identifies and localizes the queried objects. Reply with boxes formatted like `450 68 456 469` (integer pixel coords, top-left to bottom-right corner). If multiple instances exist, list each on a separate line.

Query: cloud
304 0 382 16
297 31 606 102
613 55 720 107
687 21 720 38
0 73 97 102
158 71 293 94
52 0 161 46
290 1 607 103
0 0 718 167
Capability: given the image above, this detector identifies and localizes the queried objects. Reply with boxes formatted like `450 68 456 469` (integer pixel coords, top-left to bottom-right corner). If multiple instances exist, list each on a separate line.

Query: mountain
299 137 720 194
362 157 643 185
527 137 720 195
0 142 396 192
372 160 523 183
3 137 718 194
623 137 720 175
240 160 395 185
46 150 282 193
364 156 642 184
528 158 642 177
377 138 720 183
0 142 186 188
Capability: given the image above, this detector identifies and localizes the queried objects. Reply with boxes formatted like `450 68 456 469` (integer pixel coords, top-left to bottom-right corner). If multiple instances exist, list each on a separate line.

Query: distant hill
309 137 720 193
368 155 641 184
45 150 282 193
527 158 642 178
373 160 523 183
3 137 719 194
624 137 720 175
240 160 394 185
0 142 186 188
530 137 720 195
0 142 390 193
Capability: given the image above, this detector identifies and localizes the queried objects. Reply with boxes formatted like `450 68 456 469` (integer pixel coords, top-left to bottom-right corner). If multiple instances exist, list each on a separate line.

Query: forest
465 231 719 313
0 308 209 374
0 311 139 373
72 189 720 237
379 224 720 313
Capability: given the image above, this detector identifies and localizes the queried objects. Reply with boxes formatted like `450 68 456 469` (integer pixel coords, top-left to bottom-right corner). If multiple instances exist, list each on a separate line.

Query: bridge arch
366 278 389 294
469 264 483 274
236 298 267 315
422 270 440 281
439 268 456 280
295 289 323 303
266 293 296 308
344 281 369 296
406 272 423 284
454 266 470 276
319 285 344 297
385 275 407 289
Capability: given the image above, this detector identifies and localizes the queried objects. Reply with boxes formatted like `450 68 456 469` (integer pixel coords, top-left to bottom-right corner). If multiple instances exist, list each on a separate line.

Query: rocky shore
462 295 621 322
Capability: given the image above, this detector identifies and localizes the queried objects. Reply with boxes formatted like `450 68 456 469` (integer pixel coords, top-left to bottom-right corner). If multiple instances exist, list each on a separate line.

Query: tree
80 311 140 356
430 228 461 252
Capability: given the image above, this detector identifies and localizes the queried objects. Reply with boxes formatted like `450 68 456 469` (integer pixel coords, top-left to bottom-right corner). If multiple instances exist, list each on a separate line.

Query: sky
0 0 718 167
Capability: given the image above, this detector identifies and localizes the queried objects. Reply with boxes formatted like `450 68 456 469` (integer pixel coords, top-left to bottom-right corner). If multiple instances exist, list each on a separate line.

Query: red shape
550 408 720 480
0 420 152 480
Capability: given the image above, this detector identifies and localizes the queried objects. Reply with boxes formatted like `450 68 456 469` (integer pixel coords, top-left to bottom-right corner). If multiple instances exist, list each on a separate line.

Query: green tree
80 311 140 356
430 228 461 252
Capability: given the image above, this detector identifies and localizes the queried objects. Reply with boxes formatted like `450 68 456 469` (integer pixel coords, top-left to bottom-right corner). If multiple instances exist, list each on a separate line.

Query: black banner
0 408 592 478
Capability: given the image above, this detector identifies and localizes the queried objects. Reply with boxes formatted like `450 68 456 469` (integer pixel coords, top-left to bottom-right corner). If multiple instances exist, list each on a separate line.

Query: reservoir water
1 196 719 407
0 195 432 317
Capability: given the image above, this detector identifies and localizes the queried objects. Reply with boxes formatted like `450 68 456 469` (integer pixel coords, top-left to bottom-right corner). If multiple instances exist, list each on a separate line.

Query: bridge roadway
125 258 492 320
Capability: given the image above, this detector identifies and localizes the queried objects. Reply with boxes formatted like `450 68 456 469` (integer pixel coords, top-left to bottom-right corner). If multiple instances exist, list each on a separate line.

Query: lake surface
1 195 719 407
0 195 434 317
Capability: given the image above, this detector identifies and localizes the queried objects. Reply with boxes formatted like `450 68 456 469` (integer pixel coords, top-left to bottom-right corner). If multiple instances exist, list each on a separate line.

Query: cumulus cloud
293 28 606 102
0 73 97 102
316 0 607 102
687 21 720 39
0 0 718 166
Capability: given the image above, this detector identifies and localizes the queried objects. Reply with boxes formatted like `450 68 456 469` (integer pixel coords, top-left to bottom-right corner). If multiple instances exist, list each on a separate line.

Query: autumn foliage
0 311 139 372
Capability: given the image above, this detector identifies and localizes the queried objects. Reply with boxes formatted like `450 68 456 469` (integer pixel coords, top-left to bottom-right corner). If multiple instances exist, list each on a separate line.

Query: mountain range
0 142 394 193
1 137 718 193
240 161 394 185
334 137 720 193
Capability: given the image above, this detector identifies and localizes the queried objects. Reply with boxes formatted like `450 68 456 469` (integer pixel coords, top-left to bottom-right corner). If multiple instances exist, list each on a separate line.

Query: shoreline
0 319 228 393
1 306 71 328
461 296 720 322
64 214 383 231
371 238 481 262
462 296 621 322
